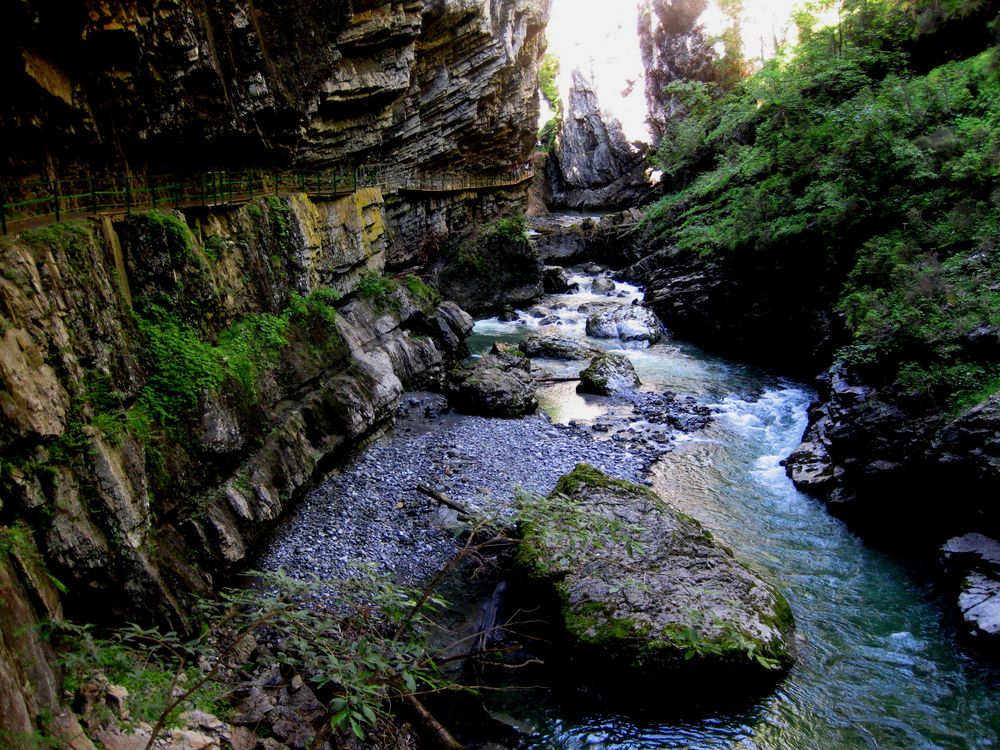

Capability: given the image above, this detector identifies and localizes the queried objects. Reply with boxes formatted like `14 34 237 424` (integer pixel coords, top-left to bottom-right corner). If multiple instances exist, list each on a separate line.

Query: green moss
357 271 400 311
202 233 227 261
404 274 441 311
551 463 660 503
146 210 195 255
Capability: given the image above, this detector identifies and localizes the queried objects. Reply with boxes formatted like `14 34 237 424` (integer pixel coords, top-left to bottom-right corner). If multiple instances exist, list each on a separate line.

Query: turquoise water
471 278 1000 749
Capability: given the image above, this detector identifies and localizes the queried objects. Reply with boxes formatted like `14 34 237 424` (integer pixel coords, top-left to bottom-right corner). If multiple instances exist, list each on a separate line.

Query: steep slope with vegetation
636 0 999 534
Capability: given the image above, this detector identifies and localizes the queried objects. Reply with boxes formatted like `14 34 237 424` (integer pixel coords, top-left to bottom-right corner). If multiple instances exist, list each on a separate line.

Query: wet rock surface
585 304 663 346
519 334 601 360
578 353 641 395
516 464 795 700
943 533 1000 648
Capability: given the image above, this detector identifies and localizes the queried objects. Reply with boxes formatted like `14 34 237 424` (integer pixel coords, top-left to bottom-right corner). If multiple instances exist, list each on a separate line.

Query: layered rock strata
546 70 652 210
3 0 550 178
0 191 471 637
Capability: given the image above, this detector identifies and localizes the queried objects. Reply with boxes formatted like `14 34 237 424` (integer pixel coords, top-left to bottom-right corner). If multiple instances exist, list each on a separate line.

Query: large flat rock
516 464 794 700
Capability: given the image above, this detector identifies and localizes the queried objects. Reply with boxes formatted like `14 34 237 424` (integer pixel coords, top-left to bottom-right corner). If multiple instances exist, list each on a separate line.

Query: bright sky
545 0 840 144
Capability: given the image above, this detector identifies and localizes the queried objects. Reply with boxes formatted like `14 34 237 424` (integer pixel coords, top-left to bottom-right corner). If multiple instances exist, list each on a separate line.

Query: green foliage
539 53 561 112
357 272 400 310
538 53 563 152
288 286 341 328
51 568 450 746
146 211 195 257
135 288 340 425
266 196 292 245
136 305 226 424
202 234 227 261
515 484 645 576
0 522 67 593
404 274 441 310
644 0 1000 407
538 115 562 153
485 214 528 244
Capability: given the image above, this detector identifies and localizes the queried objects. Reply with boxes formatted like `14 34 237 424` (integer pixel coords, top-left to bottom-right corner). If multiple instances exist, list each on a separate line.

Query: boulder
591 277 616 294
577 353 640 395
516 464 794 702
519 335 600 361
543 266 574 294
957 573 1000 645
585 305 663 346
445 352 537 418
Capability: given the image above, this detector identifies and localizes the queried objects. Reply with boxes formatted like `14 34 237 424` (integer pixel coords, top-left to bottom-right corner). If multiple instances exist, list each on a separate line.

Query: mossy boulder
577 353 640 395
516 464 794 701
444 352 538 418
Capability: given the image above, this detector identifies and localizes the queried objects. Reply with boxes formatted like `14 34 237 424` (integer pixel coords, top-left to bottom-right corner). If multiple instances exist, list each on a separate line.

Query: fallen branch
535 376 580 384
416 484 474 518
401 693 464 750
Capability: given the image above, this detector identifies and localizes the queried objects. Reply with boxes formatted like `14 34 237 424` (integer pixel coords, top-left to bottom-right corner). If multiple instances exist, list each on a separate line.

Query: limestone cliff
545 69 652 211
2 0 549 178
0 192 478 742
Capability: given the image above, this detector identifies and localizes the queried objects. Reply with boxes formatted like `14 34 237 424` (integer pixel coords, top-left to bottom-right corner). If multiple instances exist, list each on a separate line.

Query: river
469 270 1000 750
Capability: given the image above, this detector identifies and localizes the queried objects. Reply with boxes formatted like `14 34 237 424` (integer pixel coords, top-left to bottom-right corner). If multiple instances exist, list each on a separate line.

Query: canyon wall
2 0 548 178
0 0 552 740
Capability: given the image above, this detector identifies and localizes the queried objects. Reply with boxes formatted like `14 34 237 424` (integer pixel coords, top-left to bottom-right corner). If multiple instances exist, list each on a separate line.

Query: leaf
402 671 417 693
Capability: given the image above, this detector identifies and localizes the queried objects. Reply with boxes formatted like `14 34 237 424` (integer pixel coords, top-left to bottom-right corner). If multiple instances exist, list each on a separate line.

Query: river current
469 271 1000 749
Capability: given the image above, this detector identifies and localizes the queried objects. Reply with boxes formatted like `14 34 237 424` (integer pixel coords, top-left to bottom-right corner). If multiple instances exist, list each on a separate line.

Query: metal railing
0 165 534 235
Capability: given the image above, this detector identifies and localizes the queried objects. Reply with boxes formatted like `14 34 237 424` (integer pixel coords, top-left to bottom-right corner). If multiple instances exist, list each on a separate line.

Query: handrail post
151 176 158 210
0 199 6 235
89 176 97 214
51 181 60 222
124 176 131 216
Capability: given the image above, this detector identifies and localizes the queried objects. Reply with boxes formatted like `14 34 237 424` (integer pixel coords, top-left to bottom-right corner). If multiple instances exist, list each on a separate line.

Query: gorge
1 0 999 748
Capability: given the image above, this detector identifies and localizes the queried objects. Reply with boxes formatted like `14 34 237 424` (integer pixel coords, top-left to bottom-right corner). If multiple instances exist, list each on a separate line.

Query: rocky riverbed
257 385 699 593
258 268 714 599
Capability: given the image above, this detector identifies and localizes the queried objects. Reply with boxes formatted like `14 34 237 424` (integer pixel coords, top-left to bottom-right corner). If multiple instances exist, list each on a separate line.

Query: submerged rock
585 304 663 346
577 353 640 395
516 464 794 701
445 352 537 418
519 334 600 361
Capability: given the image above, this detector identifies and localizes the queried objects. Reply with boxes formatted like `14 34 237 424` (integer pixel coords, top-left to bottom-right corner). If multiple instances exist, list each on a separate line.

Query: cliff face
637 0 725 143
0 193 475 625
545 69 652 211
2 0 548 177
0 1 551 737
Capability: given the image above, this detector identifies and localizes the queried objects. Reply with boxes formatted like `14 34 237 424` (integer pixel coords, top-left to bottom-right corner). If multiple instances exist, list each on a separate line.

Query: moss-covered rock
577 352 640 395
516 463 795 702
444 352 538 418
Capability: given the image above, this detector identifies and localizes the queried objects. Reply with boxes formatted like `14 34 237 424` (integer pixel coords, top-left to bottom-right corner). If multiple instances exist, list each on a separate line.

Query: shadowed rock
445 352 538 418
